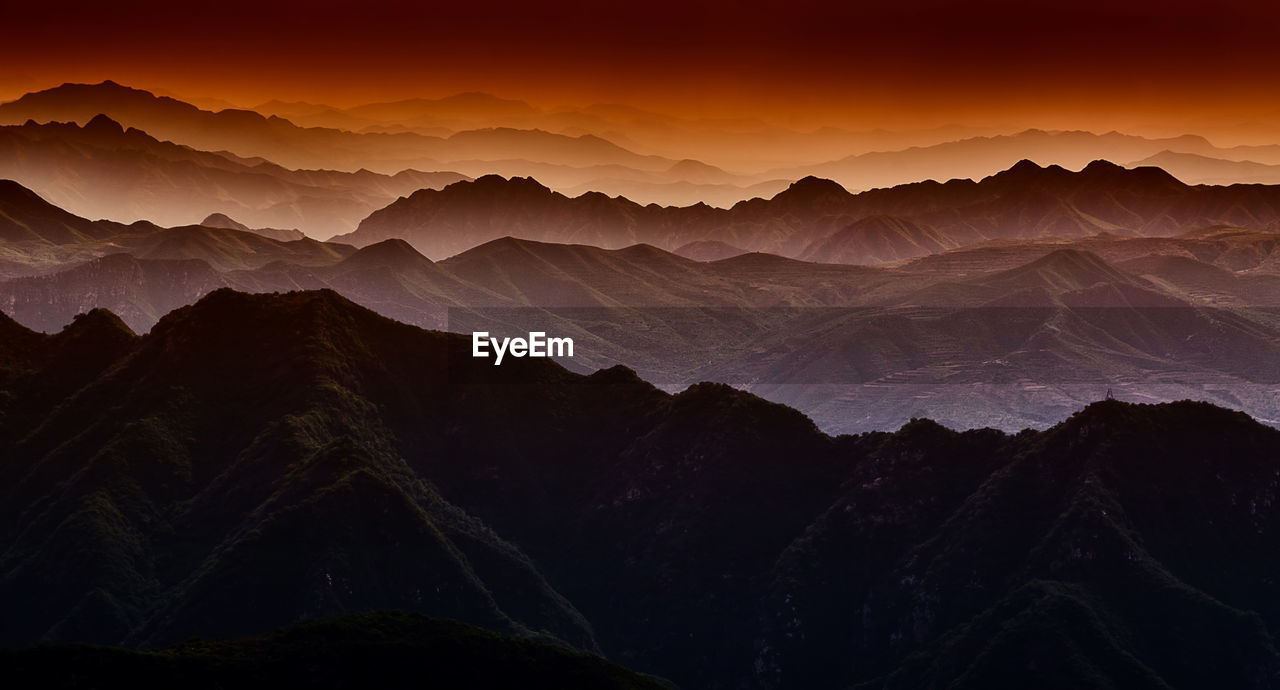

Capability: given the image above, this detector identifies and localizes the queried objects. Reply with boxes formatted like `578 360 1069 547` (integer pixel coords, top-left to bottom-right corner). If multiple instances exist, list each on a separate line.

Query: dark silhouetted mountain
0 117 467 236
0 289 608 651
755 400 1280 689
0 612 667 689
770 175 854 209
4 291 1280 688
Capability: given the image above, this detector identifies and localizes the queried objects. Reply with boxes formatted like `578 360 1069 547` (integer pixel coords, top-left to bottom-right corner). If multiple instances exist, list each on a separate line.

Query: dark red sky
6 0 1279 129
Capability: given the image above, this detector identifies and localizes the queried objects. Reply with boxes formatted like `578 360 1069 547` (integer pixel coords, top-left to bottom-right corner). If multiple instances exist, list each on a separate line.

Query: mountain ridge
4 290 1280 688
340 159 1280 260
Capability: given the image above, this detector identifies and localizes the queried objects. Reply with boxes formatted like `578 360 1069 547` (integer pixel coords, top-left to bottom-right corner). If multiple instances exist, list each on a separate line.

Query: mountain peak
84 113 125 134
1009 158 1043 173
59 307 137 341
1081 159 1124 174
1079 159 1185 188
338 238 434 271
200 213 250 232
986 159 1050 183
773 176 850 204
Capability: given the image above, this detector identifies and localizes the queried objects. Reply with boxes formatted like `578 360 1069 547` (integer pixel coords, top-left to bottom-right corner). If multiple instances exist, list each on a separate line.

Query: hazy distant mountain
345 92 541 126
255 92 1005 172
0 179 354 278
0 253 230 331
773 129 1280 191
5 289 1280 688
1128 150 1280 185
9 173 1280 432
340 160 1280 260
0 81 679 174
0 116 467 235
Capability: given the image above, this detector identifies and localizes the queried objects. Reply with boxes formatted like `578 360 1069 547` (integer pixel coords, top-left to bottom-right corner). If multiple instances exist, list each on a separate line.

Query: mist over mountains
344 159 1280 261
9 81 1280 220
5 169 1280 433
0 114 466 235
7 75 1280 688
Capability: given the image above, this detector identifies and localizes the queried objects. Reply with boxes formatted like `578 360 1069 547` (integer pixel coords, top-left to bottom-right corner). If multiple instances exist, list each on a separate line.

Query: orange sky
5 0 1280 131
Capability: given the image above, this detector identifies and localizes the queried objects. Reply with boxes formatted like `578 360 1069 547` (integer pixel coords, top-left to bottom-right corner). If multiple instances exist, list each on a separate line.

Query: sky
5 0 1280 131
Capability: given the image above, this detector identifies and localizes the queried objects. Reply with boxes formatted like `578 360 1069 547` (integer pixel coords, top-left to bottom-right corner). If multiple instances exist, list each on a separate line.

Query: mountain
344 92 541 126
339 160 1280 261
0 116 466 236
199 213 304 241
981 247 1142 293
755 400 1280 689
197 213 311 243
772 128 1280 191
1128 150 1280 185
799 215 955 264
673 240 748 261
558 177 791 209
9 179 1280 433
0 179 357 280
4 290 1280 688
0 289 608 651
0 178 116 246
0 81 678 174
0 253 229 332
0 612 667 689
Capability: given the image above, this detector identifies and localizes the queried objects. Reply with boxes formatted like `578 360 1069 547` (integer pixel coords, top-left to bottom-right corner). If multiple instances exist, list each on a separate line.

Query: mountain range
340 160 1280 260
6 173 1280 433
0 81 675 174
3 288 1280 688
768 128 1280 189
12 81 1280 215
0 114 466 235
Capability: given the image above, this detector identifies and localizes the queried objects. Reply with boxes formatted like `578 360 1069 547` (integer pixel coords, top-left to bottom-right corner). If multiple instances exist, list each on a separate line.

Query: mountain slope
0 290 606 650
5 294 1280 687
0 612 667 689
758 401 1280 689
0 179 357 280
799 215 956 264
